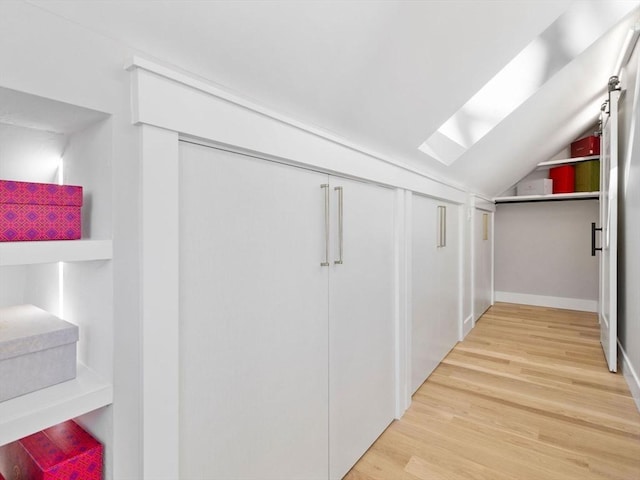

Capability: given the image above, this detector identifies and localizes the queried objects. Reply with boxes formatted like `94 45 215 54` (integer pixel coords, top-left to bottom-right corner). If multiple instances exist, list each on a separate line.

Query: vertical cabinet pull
321 184 330 266
591 222 603 256
334 186 344 265
442 206 447 247
483 213 489 241
437 206 447 247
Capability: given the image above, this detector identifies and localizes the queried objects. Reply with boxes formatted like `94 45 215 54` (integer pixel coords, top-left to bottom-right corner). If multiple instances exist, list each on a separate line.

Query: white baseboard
462 314 473 339
619 341 640 414
494 291 597 312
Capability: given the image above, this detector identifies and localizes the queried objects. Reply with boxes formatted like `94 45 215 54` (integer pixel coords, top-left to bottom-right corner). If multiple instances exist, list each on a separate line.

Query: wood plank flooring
344 303 640 480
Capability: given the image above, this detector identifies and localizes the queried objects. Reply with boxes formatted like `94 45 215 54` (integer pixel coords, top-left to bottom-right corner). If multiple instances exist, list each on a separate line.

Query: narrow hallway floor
345 302 640 480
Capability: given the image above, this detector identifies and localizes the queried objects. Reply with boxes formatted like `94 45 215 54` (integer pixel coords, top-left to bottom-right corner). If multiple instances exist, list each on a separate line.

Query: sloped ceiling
26 0 640 197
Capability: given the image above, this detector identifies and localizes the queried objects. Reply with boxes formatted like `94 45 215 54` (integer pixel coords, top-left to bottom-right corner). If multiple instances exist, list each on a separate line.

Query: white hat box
0 304 78 402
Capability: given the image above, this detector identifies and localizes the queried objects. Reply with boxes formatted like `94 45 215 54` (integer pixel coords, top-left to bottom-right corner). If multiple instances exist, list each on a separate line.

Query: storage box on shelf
0 180 83 242
571 135 600 157
575 160 600 192
549 165 575 194
0 305 78 402
516 178 552 196
0 86 113 472
0 420 103 480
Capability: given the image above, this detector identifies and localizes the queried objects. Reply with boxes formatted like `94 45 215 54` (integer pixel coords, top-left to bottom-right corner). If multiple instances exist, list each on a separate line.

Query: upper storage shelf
536 154 599 168
495 154 600 203
495 191 599 203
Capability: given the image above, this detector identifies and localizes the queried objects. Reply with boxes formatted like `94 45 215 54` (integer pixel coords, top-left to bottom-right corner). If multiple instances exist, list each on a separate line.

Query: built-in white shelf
495 191 600 203
536 154 599 168
0 363 113 446
0 239 113 266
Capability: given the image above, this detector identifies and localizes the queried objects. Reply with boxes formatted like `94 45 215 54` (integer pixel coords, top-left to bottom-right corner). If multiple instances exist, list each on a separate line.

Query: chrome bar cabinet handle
321 184 330 266
334 186 343 265
437 205 447 247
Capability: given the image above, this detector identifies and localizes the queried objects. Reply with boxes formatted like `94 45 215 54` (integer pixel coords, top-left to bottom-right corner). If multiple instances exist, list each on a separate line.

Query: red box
571 135 600 157
0 180 83 242
549 165 575 193
0 420 103 480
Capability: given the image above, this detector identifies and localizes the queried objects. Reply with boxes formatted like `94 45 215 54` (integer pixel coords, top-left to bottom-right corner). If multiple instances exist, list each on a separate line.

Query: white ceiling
26 0 640 197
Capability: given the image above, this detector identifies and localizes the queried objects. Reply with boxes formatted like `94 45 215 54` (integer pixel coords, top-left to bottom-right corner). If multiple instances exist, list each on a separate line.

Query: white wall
0 2 142 478
618 39 640 409
494 200 599 311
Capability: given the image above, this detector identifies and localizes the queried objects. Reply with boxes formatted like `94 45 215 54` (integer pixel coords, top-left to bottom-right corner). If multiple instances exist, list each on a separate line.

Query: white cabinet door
178 142 329 480
598 89 619 373
474 209 493 321
328 177 395 480
411 194 440 393
436 202 460 357
411 196 460 393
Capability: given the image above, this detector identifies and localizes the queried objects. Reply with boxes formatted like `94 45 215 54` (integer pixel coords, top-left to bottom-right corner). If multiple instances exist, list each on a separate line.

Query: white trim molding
471 195 497 213
619 341 640 413
140 125 180 479
494 291 597 312
125 56 470 201
393 188 410 419
126 56 468 204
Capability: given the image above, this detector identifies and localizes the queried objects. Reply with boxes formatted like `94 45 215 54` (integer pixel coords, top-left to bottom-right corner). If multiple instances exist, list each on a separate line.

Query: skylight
419 1 638 166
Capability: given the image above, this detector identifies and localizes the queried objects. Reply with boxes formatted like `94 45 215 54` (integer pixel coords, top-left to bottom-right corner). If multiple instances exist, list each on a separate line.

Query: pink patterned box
0 420 103 480
0 180 83 242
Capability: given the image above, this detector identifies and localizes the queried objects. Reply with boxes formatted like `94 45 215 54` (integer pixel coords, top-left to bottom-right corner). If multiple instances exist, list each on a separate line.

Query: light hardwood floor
344 303 640 480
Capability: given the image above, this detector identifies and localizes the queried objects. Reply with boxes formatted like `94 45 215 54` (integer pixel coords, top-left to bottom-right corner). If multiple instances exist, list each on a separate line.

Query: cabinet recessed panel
411 196 460 393
328 177 395 480
178 142 329 480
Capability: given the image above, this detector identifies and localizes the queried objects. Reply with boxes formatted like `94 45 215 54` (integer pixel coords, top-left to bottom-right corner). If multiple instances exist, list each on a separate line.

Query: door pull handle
591 222 602 256
334 186 344 265
321 184 330 266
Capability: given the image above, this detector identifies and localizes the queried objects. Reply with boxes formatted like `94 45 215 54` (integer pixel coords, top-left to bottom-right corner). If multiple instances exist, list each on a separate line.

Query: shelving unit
0 85 114 476
0 239 112 266
495 191 599 203
495 154 600 203
0 364 113 446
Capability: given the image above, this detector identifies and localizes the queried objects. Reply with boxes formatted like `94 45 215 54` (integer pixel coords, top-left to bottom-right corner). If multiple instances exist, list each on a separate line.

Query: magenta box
1 180 83 242
0 420 103 480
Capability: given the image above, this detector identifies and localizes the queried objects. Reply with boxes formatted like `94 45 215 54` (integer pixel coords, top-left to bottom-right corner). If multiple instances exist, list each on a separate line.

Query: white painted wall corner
494 291 597 313
619 341 640 414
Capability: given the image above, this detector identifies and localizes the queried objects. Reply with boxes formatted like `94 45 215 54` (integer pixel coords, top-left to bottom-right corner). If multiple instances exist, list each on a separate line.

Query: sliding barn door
178 142 329 479
598 86 620 373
